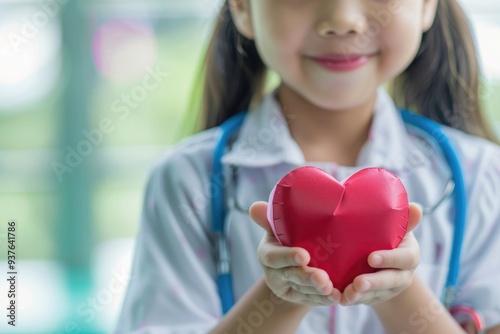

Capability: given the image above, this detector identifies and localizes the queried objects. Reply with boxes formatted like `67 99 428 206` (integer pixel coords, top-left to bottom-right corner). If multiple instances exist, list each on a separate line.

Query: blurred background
0 0 498 333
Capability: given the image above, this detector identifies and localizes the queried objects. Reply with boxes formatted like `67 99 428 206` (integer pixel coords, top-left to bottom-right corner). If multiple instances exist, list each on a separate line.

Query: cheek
252 8 308 76
379 14 423 81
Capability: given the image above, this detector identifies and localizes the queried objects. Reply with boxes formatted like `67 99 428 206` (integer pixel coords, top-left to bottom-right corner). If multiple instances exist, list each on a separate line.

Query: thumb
407 202 423 233
249 201 274 235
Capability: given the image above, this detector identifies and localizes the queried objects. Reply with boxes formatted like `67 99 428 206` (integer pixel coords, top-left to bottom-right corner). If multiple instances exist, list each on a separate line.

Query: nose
316 0 367 37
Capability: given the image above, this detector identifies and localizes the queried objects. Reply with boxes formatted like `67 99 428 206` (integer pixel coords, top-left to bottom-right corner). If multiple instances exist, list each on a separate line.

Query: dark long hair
391 0 498 143
199 1 266 130
198 0 498 143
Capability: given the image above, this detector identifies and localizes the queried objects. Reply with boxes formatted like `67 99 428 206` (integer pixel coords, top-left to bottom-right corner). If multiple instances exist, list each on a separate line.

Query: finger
366 203 420 269
341 283 385 306
283 287 341 306
249 201 273 235
340 275 403 306
267 266 331 290
407 202 422 232
258 243 310 269
289 281 332 295
267 266 315 288
351 269 412 293
340 283 361 305
368 235 419 269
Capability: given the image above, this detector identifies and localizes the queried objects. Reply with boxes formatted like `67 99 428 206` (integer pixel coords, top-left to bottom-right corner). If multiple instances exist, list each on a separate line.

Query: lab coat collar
221 86 411 173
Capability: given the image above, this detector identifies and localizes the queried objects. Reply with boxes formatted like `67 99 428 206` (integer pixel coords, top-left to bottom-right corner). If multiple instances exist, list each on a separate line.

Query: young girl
115 0 500 333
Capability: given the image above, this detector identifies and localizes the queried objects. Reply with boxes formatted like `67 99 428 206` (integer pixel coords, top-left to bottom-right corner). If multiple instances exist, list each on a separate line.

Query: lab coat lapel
221 87 305 167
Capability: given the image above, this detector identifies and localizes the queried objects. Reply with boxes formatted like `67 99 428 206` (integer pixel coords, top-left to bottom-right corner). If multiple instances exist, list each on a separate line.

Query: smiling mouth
309 54 376 72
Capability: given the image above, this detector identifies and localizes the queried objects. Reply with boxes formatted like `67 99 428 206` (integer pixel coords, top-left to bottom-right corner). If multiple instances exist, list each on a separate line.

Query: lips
310 53 375 72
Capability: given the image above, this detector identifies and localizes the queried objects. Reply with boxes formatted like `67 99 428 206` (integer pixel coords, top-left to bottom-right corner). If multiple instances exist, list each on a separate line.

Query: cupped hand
250 201 342 307
340 203 422 306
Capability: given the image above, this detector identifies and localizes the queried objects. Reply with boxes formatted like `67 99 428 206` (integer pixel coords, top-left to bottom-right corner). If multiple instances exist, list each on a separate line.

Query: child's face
230 0 438 111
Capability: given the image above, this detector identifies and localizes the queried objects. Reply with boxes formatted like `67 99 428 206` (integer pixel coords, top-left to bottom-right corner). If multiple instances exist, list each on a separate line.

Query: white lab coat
115 87 500 333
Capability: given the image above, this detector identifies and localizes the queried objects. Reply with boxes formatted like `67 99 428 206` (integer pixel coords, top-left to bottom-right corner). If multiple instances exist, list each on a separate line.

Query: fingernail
310 274 318 285
294 254 302 265
371 255 382 266
327 296 336 302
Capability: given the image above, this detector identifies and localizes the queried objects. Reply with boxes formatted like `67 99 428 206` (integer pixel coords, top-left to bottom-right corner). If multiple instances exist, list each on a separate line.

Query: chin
306 91 371 112
311 99 360 112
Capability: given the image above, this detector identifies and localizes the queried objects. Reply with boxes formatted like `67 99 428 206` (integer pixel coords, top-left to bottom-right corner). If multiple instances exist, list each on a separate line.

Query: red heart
267 166 409 292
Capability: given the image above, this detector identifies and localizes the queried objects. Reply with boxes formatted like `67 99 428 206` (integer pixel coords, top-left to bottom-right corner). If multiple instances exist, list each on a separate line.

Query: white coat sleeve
114 152 222 333
454 147 500 329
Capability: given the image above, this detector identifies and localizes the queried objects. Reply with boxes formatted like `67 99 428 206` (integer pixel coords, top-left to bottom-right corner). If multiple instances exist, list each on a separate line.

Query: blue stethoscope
210 109 484 332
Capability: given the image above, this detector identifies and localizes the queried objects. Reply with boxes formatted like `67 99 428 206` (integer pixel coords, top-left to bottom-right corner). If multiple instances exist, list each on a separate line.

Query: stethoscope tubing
401 110 467 308
211 111 247 314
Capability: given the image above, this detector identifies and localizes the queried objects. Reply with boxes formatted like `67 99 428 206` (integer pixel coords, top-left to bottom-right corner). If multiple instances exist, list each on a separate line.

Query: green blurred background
0 0 498 333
